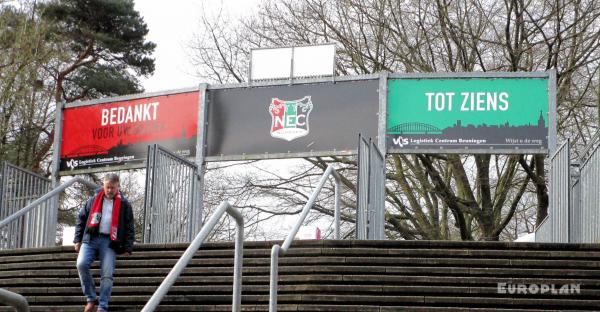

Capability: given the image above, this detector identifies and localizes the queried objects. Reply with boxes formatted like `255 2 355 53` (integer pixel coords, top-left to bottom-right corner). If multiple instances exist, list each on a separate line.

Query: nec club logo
269 96 313 141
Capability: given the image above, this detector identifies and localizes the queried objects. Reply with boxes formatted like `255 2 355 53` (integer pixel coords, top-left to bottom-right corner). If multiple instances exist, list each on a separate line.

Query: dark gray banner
206 79 379 158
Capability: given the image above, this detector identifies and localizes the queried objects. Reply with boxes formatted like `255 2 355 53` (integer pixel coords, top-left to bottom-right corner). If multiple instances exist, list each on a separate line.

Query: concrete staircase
1 240 600 311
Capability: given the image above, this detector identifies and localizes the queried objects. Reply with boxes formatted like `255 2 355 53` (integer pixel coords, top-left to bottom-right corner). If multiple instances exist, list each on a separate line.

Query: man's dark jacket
74 190 135 254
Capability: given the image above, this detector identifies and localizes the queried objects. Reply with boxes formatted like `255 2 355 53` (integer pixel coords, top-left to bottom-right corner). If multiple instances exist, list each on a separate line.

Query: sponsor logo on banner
269 96 313 141
392 136 409 147
66 159 79 170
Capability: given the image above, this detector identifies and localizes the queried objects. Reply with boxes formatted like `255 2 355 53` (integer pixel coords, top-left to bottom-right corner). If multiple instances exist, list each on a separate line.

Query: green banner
387 77 549 153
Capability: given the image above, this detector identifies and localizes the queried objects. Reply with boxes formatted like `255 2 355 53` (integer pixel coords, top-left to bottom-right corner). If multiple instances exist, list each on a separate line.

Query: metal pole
187 166 195 242
281 165 334 251
332 44 337 83
268 244 281 312
50 101 64 246
142 145 153 243
248 49 254 87
17 169 26 248
174 156 182 241
377 71 388 153
152 146 160 243
269 165 341 312
333 171 341 240
30 178 37 247
141 201 243 312
176 163 184 242
371 142 386 240
230 206 244 312
0 163 6 249
366 138 374 240
548 69 558 156
194 83 209 235
579 132 600 242
376 71 389 240
567 138 571 243
0 162 4 216
356 135 368 239
156 153 165 242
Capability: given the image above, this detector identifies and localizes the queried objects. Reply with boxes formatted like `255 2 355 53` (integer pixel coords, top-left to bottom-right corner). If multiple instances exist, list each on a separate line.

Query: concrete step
5 264 600 279
4 304 593 312
1 240 599 311
6 284 600 298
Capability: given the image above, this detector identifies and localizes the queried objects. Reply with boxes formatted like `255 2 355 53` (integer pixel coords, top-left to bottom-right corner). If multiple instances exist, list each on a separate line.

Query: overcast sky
134 0 259 93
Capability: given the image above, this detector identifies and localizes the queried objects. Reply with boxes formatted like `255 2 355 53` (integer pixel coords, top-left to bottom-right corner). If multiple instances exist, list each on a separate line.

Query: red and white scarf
87 190 122 240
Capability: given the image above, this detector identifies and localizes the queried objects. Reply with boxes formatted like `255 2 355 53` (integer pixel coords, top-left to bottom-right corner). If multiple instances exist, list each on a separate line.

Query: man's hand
74 242 81 252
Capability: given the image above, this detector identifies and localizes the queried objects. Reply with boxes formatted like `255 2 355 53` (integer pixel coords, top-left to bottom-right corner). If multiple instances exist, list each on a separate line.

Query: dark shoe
83 301 96 312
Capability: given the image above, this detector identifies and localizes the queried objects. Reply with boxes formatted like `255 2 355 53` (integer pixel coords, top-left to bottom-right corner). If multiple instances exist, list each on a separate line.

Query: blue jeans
76 235 116 311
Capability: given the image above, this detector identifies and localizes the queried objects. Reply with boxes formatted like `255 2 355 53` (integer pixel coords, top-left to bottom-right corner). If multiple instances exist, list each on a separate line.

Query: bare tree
201 159 358 240
189 0 599 241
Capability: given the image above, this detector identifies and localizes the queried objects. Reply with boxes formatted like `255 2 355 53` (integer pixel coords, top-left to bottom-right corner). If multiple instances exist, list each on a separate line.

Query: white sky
134 0 260 92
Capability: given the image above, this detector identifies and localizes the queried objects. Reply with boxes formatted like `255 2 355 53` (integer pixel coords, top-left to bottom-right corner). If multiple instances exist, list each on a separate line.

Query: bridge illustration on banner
387 122 443 134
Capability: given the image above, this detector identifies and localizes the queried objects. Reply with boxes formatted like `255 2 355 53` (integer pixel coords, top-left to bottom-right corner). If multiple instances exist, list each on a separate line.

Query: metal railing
549 140 570 242
269 165 341 312
357 136 369 239
0 288 29 312
0 177 99 249
357 135 386 240
536 130 600 243
143 144 200 244
0 163 51 249
578 131 600 243
570 177 581 242
141 201 244 312
534 216 550 242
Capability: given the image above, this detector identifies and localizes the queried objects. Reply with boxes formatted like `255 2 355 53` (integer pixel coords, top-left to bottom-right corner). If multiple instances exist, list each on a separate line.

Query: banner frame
63 86 199 109
58 86 200 176
203 74 380 162
207 73 379 90
386 71 555 155
55 71 556 175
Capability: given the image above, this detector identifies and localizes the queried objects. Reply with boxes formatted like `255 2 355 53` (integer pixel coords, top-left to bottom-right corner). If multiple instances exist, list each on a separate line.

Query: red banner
60 91 199 172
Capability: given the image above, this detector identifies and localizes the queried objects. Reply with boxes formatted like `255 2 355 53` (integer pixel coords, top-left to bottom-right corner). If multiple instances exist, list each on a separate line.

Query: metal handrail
0 288 30 312
0 177 99 229
535 215 550 230
141 201 244 312
269 165 341 312
580 130 600 165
